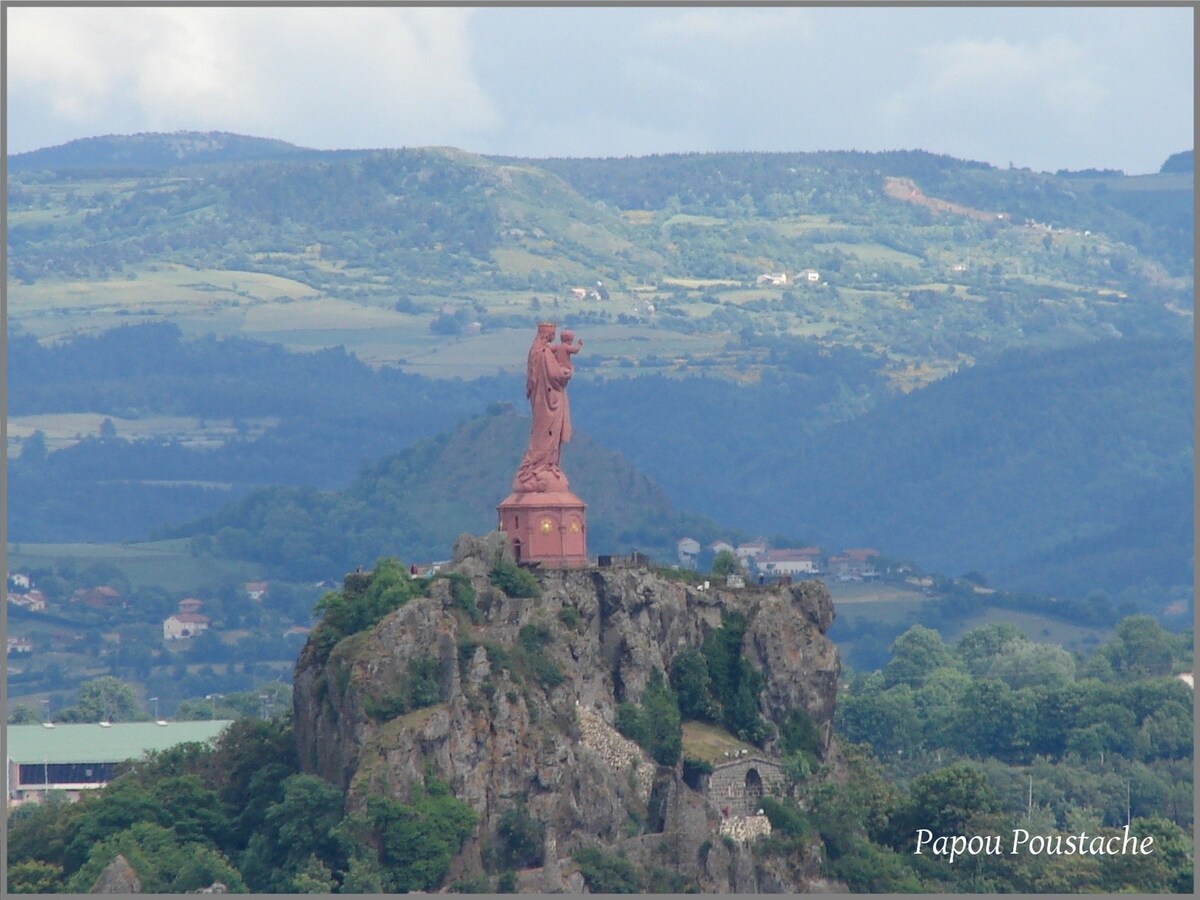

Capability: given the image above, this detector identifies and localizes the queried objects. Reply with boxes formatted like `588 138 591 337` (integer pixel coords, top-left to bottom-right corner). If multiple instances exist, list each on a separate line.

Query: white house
244 581 269 602
9 573 31 590
760 548 822 576
8 590 47 612
799 269 820 283
163 613 210 641
163 599 210 640
829 548 880 581
756 272 789 286
676 537 701 567
735 540 768 562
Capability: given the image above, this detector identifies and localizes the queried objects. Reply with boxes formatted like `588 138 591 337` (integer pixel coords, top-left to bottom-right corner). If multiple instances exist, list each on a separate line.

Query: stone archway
744 768 763 813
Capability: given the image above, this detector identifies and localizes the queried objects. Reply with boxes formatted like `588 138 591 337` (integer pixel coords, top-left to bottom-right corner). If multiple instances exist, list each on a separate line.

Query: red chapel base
497 491 588 568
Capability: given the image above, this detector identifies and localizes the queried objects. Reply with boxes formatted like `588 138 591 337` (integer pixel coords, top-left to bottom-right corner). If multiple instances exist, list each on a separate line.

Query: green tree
1098 815 1194 893
495 801 545 870
5 792 87 876
829 836 926 892
61 676 146 723
6 859 64 894
572 846 640 893
64 821 247 893
803 745 899 858
1137 701 1193 761
206 716 299 850
711 550 741 578
641 669 683 766
147 774 230 848
1106 615 1176 676
952 678 1035 762
368 773 478 892
887 763 999 850
1024 682 1086 758
489 555 541 598
912 666 972 749
239 773 347 892
986 641 1076 689
836 683 920 759
615 669 683 766
883 625 957 688
62 780 172 872
670 647 720 721
7 704 42 724
312 558 420 657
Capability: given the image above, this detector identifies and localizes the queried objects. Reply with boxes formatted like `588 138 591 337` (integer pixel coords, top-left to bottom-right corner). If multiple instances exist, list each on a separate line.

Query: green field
7 412 278 455
941 607 1113 655
7 539 261 593
680 720 760 764
827 578 1114 657
812 242 925 267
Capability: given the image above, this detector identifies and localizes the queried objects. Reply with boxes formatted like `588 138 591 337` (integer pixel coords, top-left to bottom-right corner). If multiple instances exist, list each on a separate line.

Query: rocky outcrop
90 855 141 894
293 533 841 892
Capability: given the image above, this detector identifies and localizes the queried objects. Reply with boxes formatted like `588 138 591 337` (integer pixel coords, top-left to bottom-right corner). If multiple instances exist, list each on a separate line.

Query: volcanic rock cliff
293 533 842 892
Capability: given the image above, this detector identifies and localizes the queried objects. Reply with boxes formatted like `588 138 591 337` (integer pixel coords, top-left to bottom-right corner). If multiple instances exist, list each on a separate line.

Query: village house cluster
674 538 880 582
6 573 276 655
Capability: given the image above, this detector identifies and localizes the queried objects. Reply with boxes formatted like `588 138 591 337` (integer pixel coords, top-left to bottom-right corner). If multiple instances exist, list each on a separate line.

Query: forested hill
516 148 1194 278
572 336 1193 600
6 131 314 171
170 408 721 579
8 323 1192 600
9 133 1192 379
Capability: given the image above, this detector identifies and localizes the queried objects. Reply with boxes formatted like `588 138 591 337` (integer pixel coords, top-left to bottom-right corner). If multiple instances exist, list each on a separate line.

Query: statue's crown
536 321 557 334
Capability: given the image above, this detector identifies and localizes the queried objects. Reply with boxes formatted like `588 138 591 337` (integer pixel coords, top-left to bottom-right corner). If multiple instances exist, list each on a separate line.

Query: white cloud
6 7 500 151
5 6 1190 170
883 37 1105 126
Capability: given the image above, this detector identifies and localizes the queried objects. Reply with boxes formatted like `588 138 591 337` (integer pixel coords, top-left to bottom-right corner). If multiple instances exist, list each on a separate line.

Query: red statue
498 322 588 567
513 322 574 492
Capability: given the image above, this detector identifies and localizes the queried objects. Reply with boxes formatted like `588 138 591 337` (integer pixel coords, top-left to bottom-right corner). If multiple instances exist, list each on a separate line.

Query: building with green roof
6 720 233 807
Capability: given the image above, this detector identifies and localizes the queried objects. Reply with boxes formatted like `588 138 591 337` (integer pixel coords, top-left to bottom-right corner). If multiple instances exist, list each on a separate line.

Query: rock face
90 854 141 894
293 533 841 892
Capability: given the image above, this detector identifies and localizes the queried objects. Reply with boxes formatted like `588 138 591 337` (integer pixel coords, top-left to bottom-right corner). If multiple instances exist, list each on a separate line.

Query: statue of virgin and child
513 322 583 493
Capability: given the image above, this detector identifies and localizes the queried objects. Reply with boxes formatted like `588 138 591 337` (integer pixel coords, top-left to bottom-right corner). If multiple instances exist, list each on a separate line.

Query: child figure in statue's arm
554 330 582 370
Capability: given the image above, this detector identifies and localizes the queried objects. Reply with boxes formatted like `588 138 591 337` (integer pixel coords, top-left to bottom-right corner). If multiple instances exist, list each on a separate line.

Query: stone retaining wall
719 814 772 843
576 704 656 802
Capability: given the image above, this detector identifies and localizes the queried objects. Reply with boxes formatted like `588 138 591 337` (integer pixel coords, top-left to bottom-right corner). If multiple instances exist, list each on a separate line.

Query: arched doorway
744 768 763 814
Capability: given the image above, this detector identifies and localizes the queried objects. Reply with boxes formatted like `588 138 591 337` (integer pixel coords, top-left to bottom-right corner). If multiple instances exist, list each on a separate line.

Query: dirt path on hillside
883 176 1006 222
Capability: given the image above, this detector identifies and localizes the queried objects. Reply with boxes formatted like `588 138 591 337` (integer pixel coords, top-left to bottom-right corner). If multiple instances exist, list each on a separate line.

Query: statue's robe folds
513 340 572 492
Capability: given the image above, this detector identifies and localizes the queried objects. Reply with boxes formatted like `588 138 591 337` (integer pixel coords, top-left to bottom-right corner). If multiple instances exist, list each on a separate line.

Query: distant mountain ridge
7 130 315 171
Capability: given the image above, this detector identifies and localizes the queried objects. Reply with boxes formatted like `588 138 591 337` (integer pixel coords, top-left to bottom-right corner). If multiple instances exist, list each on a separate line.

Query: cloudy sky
5 5 1193 174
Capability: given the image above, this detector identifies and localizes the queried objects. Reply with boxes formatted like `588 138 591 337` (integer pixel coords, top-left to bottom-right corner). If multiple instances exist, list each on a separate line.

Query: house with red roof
760 547 823 576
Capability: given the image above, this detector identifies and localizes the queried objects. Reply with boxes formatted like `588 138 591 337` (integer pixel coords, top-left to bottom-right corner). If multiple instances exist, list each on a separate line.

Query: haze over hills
169 408 721 580
5 131 1193 607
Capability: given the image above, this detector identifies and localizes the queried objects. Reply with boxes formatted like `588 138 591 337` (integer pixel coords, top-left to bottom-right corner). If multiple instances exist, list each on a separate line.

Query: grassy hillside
8 136 1191 387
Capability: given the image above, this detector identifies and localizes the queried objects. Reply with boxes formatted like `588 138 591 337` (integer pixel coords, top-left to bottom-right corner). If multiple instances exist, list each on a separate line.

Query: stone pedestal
497 491 588 568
